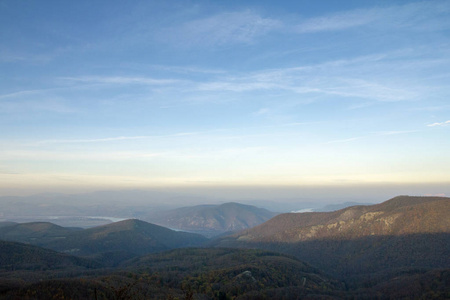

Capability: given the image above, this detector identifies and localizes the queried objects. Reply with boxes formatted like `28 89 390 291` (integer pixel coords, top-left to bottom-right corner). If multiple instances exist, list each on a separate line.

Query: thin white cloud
193 52 421 102
0 150 166 161
295 8 379 33
0 50 53 63
151 65 226 75
0 98 76 114
36 132 198 145
160 10 281 47
62 76 179 85
295 1 450 34
254 108 270 116
325 136 366 144
411 104 450 112
325 130 419 144
155 2 450 49
427 120 450 127
376 130 419 136
0 88 57 100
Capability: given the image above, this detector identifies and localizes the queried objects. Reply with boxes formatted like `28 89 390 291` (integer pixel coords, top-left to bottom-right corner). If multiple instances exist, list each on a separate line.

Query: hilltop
144 202 278 237
0 222 81 246
214 196 450 285
0 219 208 266
0 196 448 298
0 240 99 272
223 195 449 243
42 219 208 264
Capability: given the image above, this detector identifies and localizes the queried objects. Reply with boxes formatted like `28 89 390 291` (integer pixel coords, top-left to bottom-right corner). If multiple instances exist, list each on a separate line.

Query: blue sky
1 0 450 197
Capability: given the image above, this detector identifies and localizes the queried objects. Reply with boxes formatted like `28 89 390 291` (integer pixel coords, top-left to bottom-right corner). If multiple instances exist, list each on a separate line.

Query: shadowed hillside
0 219 208 267
42 219 208 265
0 222 17 229
2 248 346 299
0 240 99 272
2 245 447 299
224 196 449 243
214 196 450 285
0 222 81 246
0 196 449 298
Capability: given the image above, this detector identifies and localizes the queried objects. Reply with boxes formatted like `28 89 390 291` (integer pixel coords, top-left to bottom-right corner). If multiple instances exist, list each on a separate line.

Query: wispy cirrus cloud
0 98 77 114
61 76 180 86
295 8 379 33
376 130 420 136
427 120 450 127
295 1 450 34
0 149 167 161
35 132 198 145
325 136 365 145
325 130 419 145
193 52 422 102
154 1 450 49
411 104 450 112
159 10 281 47
0 88 62 100
150 65 226 75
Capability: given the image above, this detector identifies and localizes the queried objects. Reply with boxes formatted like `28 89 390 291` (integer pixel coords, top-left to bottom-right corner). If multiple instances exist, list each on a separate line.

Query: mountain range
0 195 449 298
0 222 81 246
221 196 449 243
0 240 99 272
0 219 208 266
213 196 450 285
143 202 278 237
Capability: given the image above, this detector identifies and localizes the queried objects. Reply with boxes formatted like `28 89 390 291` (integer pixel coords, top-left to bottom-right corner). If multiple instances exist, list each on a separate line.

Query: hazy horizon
1 1 449 199
1 183 448 203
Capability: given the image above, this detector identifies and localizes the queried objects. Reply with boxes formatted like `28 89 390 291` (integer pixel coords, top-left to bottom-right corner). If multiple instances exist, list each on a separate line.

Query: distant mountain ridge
225 196 449 243
0 240 100 271
314 201 372 212
0 219 208 266
0 196 449 298
214 196 450 283
45 219 208 256
0 221 18 228
144 202 278 237
0 222 81 246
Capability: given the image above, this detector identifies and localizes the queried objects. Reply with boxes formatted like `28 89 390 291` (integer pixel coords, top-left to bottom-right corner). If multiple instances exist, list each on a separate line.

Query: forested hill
0 222 81 246
0 240 100 271
213 196 450 284
0 219 209 267
44 219 208 257
144 202 278 237
224 195 449 243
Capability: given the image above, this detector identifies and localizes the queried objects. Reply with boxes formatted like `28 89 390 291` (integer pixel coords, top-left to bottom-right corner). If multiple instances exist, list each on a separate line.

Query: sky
1 0 450 198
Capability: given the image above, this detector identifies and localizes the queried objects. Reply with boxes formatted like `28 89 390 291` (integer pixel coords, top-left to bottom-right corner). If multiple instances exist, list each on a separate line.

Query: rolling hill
3 245 447 299
144 202 278 237
0 219 209 266
0 222 17 228
1 248 346 299
42 219 208 265
222 196 449 243
0 222 81 246
214 196 450 285
0 196 448 298
0 240 99 272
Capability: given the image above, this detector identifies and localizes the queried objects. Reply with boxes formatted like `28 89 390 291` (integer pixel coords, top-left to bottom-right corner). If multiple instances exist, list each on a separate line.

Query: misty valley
0 195 449 299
